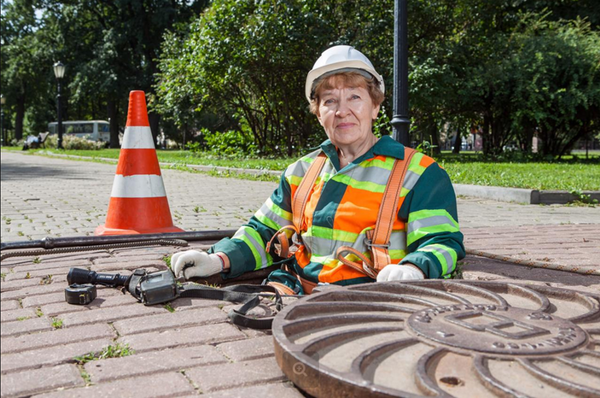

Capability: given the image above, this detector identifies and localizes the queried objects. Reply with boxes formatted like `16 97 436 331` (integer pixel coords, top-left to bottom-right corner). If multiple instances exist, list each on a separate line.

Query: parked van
48 120 110 143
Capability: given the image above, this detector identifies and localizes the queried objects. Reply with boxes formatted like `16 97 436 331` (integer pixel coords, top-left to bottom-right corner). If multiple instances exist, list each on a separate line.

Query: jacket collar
320 135 406 169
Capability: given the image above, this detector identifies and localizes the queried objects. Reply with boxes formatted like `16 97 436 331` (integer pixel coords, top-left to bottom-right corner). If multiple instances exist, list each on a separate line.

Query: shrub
44 134 105 150
202 129 257 157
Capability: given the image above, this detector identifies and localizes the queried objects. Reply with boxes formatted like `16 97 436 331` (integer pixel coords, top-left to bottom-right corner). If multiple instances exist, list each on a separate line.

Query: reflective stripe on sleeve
402 170 420 191
417 243 458 276
233 227 271 270
254 198 292 231
407 209 460 246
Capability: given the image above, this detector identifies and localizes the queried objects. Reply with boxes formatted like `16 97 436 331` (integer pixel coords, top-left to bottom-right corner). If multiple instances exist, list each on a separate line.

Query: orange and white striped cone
95 90 184 235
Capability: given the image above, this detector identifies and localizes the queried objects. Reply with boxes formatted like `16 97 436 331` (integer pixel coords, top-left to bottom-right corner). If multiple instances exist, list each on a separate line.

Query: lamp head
53 61 66 79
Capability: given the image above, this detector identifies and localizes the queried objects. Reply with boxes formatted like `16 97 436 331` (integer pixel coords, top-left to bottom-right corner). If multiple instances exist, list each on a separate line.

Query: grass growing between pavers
73 343 134 386
3 147 599 191
74 342 134 365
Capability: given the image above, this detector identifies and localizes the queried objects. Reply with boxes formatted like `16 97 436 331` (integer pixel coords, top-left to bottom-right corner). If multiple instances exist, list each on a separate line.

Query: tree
1 0 209 146
156 0 324 155
409 1 600 157
155 0 600 157
511 18 600 157
1 0 55 140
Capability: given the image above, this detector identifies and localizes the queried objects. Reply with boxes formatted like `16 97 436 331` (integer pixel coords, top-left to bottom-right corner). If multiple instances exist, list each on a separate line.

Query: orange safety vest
267 148 416 293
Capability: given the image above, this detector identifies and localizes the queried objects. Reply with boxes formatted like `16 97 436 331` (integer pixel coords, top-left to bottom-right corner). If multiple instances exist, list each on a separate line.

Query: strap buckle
365 239 390 250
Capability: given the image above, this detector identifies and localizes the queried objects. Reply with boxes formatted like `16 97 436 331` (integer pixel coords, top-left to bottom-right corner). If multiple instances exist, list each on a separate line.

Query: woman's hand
171 250 224 279
377 263 425 282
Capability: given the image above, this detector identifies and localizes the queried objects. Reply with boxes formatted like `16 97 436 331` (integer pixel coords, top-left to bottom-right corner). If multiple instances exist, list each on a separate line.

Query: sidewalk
1 151 599 397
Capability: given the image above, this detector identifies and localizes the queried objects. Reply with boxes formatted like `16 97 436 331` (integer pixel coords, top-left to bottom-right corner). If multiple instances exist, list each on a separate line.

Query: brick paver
35 373 196 397
84 345 228 383
185 357 287 393
217 335 276 361
1 151 599 397
1 323 115 354
0 364 84 398
202 383 304 398
1 338 114 373
119 322 246 353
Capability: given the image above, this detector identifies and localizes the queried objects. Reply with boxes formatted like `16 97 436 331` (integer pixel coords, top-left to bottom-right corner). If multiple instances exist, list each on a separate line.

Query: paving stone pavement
1 150 599 397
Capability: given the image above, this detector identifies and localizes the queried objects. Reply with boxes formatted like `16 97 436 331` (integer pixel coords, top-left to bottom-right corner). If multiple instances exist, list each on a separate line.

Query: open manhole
272 281 600 397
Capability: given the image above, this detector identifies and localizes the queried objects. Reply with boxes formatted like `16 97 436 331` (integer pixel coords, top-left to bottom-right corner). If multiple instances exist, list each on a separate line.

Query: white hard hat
305 45 385 102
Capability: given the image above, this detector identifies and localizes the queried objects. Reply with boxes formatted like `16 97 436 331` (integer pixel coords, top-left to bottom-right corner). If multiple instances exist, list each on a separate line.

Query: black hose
0 230 236 252
0 239 190 262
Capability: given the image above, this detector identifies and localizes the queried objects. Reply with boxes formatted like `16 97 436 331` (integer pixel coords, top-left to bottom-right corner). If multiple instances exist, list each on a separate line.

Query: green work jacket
211 135 465 286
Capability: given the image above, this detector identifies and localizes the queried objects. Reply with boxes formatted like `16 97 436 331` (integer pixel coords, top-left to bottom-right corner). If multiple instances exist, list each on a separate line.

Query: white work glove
377 264 425 282
171 250 223 279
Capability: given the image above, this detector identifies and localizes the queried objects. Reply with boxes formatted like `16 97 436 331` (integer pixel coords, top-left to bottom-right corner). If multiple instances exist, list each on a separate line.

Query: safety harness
267 148 416 293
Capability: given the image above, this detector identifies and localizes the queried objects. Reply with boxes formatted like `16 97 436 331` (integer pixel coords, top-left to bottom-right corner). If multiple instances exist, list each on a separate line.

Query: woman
172 45 464 294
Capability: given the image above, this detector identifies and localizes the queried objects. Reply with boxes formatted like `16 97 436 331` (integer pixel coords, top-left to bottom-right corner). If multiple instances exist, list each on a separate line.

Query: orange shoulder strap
266 153 327 260
292 153 327 231
369 147 416 270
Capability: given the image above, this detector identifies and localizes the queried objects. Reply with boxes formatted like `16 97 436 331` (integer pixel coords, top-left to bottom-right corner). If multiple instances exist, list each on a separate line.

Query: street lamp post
53 61 66 149
0 94 5 147
390 0 410 147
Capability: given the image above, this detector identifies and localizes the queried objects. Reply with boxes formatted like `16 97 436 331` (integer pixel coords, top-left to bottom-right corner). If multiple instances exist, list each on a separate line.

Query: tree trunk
15 94 25 141
107 99 120 148
482 113 491 155
149 111 160 147
429 125 440 155
452 131 461 154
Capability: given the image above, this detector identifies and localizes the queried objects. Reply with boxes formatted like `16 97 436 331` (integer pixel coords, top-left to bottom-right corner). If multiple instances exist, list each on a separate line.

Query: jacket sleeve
210 172 294 279
398 163 465 278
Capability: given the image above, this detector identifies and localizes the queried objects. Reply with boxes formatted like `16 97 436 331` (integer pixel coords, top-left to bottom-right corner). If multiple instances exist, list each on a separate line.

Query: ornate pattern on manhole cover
272 281 600 397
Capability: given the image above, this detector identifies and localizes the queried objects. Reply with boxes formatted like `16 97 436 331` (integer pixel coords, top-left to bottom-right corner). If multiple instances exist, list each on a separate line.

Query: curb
453 184 600 205
9 151 599 205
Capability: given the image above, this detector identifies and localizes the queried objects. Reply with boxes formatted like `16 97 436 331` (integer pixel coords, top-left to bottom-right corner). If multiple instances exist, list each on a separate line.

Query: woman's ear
317 111 324 127
372 104 381 120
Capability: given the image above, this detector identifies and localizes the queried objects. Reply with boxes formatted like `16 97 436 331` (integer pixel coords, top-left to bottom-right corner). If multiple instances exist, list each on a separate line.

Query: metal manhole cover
272 281 600 397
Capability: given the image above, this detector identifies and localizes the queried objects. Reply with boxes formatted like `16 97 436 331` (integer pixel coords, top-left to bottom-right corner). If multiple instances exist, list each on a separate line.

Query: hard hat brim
305 61 385 102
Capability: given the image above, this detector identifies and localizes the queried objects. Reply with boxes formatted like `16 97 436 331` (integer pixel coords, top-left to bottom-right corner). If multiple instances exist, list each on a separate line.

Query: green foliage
155 0 396 156
1 0 210 147
154 0 599 159
51 317 63 329
447 9 599 158
0 0 55 139
4 0 599 158
11 146 598 191
185 141 202 153
203 129 258 157
163 303 175 313
74 343 134 365
414 140 438 158
163 255 172 270
569 190 599 205
44 134 105 150
441 158 600 191
372 106 392 138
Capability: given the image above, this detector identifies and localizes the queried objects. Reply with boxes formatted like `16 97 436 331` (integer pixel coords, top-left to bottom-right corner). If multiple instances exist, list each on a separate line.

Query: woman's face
316 80 380 151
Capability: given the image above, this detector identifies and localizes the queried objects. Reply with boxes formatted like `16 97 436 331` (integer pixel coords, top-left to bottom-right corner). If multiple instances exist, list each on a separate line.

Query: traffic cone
95 90 184 235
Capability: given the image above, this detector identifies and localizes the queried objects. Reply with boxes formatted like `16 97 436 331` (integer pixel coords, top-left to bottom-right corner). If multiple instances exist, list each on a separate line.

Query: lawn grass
441 161 598 191
3 146 598 191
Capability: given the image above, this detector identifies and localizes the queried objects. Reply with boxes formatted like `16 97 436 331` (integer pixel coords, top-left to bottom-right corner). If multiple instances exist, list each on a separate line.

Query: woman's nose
336 101 350 117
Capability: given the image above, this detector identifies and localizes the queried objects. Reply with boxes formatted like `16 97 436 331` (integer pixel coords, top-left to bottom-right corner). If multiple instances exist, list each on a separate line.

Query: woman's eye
351 94 360 100
324 98 335 105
